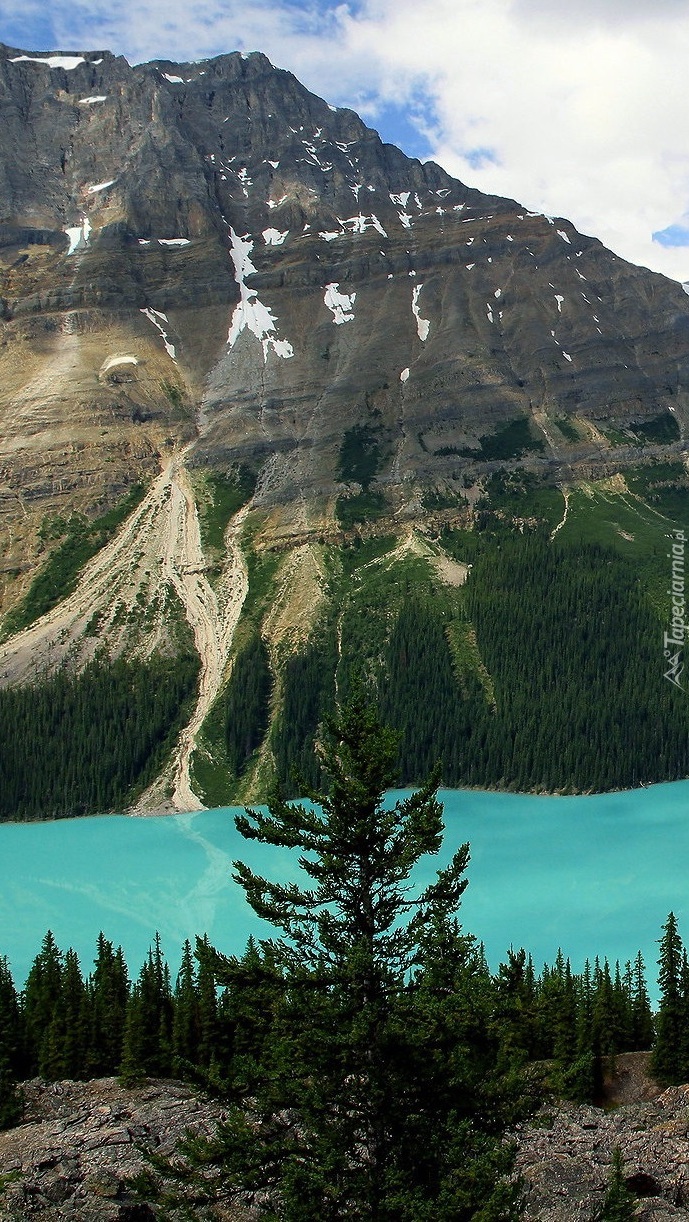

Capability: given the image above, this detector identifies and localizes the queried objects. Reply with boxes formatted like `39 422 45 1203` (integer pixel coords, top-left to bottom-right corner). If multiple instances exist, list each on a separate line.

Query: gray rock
2 36 689 569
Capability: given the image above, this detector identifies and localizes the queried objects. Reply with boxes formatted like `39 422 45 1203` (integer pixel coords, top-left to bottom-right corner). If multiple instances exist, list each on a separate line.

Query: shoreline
1 774 687 827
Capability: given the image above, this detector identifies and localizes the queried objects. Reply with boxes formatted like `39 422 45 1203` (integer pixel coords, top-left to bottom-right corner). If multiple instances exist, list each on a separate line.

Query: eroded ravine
0 439 250 814
161 476 249 812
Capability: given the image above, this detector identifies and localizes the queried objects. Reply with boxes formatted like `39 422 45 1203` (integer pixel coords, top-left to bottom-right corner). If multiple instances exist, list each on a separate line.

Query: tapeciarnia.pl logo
664 529 686 689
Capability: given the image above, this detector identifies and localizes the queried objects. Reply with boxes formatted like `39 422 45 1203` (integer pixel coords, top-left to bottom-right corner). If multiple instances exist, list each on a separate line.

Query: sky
3 0 689 282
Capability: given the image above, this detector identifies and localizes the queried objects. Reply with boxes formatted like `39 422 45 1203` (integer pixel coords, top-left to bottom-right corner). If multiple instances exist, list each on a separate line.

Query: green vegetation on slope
190 535 281 807
2 484 147 638
335 422 390 527
196 466 256 558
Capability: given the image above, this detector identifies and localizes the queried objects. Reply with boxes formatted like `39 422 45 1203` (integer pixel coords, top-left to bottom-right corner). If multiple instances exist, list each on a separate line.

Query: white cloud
6 0 689 280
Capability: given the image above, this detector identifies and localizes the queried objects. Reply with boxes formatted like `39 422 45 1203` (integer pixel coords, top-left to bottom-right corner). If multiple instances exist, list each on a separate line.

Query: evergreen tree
23 931 63 1077
120 934 173 1082
172 941 199 1072
596 1147 637 1221
194 935 219 1072
630 952 654 1051
88 934 129 1075
162 692 537 1219
0 958 22 1128
58 948 90 1079
652 912 686 1083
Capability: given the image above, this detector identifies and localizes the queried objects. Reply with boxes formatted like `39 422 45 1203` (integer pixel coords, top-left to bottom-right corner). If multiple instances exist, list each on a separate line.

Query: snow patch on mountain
65 217 91 255
324 283 356 325
141 308 176 361
10 54 85 70
227 228 294 360
263 228 289 246
412 285 430 341
87 179 116 194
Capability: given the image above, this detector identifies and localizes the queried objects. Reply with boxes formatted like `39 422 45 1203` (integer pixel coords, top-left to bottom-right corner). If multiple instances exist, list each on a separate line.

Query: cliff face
2 41 689 564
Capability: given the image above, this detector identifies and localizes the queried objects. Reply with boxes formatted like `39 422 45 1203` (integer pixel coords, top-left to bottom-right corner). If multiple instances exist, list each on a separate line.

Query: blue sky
3 0 689 281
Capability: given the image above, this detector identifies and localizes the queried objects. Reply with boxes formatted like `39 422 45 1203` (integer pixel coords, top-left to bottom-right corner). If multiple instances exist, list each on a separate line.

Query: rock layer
2 41 689 593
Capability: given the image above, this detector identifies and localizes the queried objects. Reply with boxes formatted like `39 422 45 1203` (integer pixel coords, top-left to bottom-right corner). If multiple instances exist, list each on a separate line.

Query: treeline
247 530 689 795
462 532 689 791
0 652 199 820
0 920 678 1130
379 533 689 790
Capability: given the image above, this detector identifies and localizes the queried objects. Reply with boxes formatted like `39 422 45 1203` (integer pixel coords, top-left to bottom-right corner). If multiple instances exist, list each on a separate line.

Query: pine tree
630 952 654 1051
194 935 219 1072
88 934 129 1075
596 1147 637 1221
162 692 537 1219
172 941 199 1072
120 935 173 1083
0 958 22 1128
59 948 90 1079
23 931 63 1077
652 912 686 1083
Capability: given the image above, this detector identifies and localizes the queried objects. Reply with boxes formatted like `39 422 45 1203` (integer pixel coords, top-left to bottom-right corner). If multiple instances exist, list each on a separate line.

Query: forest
0 696 685 1219
213 522 689 802
0 465 687 819
0 650 199 820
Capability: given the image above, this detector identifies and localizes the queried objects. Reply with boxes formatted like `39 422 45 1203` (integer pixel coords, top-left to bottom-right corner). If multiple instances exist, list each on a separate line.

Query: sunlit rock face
2 39 689 554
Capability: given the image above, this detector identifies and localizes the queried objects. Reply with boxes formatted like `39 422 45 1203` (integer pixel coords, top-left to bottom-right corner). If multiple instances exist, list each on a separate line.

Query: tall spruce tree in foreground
161 692 536 1219
652 912 686 1084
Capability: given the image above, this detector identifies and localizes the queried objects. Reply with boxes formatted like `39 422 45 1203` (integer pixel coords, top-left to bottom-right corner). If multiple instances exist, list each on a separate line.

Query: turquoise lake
1 783 688 997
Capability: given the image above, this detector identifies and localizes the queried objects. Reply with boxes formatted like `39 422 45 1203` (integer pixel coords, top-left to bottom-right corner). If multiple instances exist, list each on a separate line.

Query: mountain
2 43 689 816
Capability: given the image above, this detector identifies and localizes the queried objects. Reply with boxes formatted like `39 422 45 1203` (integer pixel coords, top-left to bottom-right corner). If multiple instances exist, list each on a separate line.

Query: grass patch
600 424 632 446
337 424 385 488
555 482 673 610
422 485 469 511
189 740 234 808
2 484 146 638
192 531 281 807
448 417 546 462
477 417 545 461
160 379 191 420
339 534 397 577
624 461 689 522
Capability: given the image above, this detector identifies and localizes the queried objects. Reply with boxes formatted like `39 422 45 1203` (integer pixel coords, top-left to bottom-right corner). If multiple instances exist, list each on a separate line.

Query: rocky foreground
2 1060 689 1219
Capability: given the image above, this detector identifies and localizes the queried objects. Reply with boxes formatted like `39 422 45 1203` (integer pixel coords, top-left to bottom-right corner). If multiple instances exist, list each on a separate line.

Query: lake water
1 783 688 997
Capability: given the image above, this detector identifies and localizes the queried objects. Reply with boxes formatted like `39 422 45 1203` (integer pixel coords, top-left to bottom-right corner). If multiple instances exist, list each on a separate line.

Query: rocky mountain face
3 42 689 812
2 40 689 559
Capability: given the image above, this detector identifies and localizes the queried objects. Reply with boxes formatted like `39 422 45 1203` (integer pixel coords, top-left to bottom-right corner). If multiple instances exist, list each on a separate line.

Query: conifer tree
120 934 173 1082
58 948 89 1079
23 931 63 1077
596 1147 637 1221
172 941 199 1072
164 692 536 1219
0 958 22 1128
194 935 219 1072
88 934 129 1075
652 912 686 1083
630 952 654 1051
